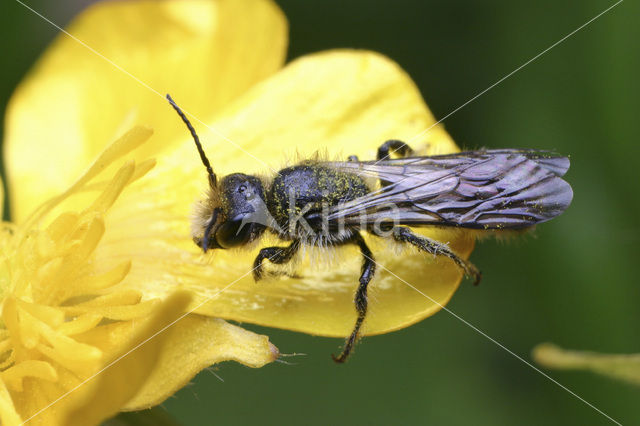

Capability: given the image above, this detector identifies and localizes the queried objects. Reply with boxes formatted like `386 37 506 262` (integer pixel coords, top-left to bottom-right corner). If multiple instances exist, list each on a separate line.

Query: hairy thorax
266 162 371 242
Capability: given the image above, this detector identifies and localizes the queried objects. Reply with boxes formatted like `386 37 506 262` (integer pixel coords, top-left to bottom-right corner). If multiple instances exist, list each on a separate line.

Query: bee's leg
253 240 301 282
377 140 415 188
332 232 376 363
377 139 414 161
392 227 481 285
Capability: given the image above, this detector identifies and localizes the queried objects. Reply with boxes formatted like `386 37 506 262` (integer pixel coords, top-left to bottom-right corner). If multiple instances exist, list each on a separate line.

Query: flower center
0 126 156 392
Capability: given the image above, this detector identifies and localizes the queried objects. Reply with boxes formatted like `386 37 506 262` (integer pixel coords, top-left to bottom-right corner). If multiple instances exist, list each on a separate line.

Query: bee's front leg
332 232 376 363
252 240 301 282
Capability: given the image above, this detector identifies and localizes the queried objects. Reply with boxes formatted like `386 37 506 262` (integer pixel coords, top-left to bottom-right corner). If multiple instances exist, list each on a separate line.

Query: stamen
1 360 57 392
57 314 103 336
20 125 153 233
0 124 161 406
62 298 160 321
86 161 136 214
68 261 132 295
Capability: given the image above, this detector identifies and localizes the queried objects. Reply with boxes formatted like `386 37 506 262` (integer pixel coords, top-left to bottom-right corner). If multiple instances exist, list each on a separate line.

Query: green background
1 0 639 425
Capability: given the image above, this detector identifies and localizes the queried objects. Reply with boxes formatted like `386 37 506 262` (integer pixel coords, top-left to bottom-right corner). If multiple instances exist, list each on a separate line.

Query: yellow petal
124 314 278 410
0 173 4 219
5 0 287 222
205 50 459 176
0 380 22 426
58 291 192 426
104 51 473 337
533 343 640 385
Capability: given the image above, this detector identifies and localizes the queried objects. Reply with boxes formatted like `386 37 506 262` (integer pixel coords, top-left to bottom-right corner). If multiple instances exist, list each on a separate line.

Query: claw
331 352 348 364
466 263 482 286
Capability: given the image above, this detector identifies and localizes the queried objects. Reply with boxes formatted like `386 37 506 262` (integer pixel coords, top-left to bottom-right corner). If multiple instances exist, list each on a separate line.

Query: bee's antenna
166 94 217 187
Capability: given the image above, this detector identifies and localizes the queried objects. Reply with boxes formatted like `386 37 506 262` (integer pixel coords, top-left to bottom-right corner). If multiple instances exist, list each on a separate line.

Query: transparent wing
322 149 573 229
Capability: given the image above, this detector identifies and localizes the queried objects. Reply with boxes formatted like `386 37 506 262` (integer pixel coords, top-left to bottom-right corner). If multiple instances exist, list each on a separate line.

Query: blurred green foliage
1 0 639 424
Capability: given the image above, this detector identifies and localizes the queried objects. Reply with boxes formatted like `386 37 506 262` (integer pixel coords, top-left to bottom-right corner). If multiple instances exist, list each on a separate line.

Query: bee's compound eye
214 218 252 248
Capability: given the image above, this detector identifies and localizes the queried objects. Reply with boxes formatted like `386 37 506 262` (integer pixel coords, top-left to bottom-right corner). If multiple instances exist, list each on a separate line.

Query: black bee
166 94 573 363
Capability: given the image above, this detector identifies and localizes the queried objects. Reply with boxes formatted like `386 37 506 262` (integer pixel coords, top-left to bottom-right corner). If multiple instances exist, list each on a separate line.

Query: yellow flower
4 0 474 421
0 126 277 425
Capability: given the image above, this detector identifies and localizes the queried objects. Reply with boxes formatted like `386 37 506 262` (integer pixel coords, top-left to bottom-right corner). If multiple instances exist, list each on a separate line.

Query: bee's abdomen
268 164 370 231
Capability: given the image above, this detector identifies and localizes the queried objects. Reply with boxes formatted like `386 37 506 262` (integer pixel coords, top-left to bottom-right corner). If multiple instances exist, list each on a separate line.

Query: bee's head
166 94 268 253
193 173 267 251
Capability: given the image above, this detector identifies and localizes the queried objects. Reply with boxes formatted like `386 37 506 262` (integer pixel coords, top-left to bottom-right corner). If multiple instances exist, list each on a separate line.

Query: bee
166 94 573 363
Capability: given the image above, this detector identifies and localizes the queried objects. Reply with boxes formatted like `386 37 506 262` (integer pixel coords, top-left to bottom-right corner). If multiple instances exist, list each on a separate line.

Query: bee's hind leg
253 240 301 282
332 232 376 363
392 227 481 285
377 139 414 161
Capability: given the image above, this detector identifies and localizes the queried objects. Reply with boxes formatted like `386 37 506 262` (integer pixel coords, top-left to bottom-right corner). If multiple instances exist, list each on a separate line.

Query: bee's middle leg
253 240 301 282
391 226 481 285
332 232 376 363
